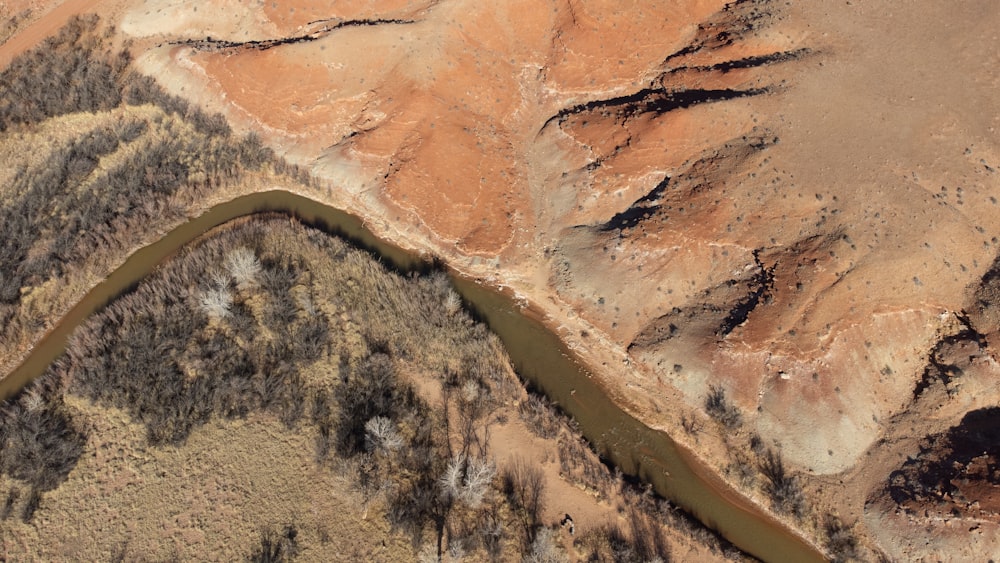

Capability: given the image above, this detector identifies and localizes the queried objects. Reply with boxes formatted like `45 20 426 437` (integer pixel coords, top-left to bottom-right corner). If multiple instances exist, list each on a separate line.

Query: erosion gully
0 190 824 562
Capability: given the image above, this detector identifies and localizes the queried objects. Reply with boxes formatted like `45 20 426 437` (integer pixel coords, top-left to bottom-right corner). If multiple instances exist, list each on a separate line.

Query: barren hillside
3 0 999 559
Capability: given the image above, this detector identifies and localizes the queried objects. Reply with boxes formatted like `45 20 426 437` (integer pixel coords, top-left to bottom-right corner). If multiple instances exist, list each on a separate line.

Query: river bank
0 185 826 561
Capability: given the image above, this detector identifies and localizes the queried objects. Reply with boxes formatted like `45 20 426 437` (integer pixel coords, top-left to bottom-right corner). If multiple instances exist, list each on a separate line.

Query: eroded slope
4 0 1000 559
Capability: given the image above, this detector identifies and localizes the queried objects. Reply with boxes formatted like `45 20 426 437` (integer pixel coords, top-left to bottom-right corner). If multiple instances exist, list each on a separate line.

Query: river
0 189 825 562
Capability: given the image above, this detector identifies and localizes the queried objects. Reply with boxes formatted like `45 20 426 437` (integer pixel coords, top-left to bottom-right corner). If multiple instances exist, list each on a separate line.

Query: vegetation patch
0 14 304 377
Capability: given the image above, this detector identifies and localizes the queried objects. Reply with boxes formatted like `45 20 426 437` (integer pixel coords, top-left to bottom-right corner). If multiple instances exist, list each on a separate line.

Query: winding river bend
0 190 824 562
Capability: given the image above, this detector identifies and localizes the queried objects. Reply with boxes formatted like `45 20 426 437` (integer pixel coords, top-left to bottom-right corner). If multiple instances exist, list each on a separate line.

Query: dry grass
0 216 518 560
0 14 286 378
0 215 743 561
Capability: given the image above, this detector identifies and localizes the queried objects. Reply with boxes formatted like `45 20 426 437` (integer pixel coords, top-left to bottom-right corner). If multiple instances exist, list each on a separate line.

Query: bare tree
199 287 232 319
524 527 566 563
461 457 495 509
440 455 465 504
444 290 462 316
439 454 496 509
364 416 404 454
226 247 262 291
501 457 546 548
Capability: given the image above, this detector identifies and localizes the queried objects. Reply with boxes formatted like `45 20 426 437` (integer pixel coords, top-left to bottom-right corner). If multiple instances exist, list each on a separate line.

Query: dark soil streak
169 18 416 53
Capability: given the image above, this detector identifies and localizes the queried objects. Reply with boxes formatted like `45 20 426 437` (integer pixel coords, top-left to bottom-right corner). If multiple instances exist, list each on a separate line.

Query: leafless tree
439 454 496 509
365 416 404 454
199 287 232 319
444 290 462 316
226 247 262 291
524 527 566 563
501 457 546 548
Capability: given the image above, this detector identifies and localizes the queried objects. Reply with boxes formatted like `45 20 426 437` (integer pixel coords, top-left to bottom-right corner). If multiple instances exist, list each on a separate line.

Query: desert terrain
2 0 999 560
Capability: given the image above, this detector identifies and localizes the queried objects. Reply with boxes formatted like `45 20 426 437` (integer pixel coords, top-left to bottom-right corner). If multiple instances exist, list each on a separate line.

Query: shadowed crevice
169 18 416 53
599 176 671 232
671 48 811 74
717 250 774 338
551 86 767 126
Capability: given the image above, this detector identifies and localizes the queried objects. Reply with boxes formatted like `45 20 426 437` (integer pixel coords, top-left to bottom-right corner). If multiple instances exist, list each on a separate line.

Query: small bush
759 448 805 518
248 524 299 563
823 514 861 563
704 385 741 429
519 394 561 439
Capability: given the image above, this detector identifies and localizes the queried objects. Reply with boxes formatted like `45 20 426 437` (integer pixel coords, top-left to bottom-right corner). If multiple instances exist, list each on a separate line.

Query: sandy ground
2 400 416 562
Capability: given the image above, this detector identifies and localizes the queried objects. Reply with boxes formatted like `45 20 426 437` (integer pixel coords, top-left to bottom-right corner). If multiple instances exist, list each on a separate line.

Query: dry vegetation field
1 216 739 561
0 16 744 562
0 14 311 379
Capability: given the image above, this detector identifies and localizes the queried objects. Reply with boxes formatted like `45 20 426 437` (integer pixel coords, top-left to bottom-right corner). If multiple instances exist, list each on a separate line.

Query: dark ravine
167 18 416 53
0 189 825 562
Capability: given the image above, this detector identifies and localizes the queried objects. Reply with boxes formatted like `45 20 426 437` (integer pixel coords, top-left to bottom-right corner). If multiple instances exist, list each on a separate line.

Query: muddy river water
0 190 824 562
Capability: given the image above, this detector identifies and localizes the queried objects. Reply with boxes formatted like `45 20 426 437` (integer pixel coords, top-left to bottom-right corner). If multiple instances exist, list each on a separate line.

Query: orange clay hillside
2 0 999 559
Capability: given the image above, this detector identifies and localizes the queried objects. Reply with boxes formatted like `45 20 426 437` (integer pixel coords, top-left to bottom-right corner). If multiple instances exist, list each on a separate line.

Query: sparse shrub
417 540 468 563
759 448 805 518
726 452 757 489
248 524 299 563
704 385 742 429
519 394 561 439
823 514 861 563
680 413 702 438
625 507 670 562
479 504 505 560
523 527 566 563
581 512 670 563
